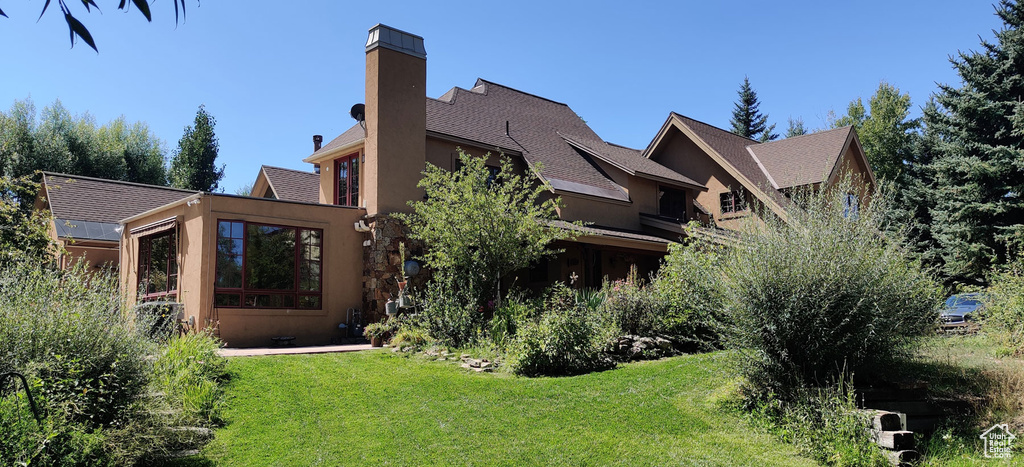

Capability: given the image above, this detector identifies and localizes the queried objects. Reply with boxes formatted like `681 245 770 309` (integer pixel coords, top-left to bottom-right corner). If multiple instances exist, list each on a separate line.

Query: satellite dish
349 103 365 123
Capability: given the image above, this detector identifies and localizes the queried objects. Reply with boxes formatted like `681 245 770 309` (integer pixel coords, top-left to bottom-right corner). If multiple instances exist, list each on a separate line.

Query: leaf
131 0 152 22
0 7 6 18
80 0 99 13
118 0 127 8
65 13 98 52
37 0 53 22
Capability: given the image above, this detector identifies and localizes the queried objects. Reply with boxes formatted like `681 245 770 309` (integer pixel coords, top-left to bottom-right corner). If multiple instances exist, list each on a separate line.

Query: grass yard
183 351 814 466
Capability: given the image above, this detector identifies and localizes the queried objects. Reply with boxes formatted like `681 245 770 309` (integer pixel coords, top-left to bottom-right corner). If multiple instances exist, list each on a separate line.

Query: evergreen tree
170 105 223 192
925 0 1024 284
785 117 807 138
730 76 778 141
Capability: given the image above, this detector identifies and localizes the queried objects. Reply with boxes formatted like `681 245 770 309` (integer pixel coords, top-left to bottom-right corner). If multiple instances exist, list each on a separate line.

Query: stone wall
361 214 428 322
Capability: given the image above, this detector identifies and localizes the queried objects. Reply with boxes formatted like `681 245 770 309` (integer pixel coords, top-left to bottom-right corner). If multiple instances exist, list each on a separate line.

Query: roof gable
259 166 320 203
645 114 791 219
747 126 858 189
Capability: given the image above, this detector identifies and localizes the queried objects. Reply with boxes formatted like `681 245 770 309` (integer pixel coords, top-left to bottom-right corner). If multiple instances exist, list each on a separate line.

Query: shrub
389 327 433 351
416 276 484 348
151 330 228 425
985 256 1024 354
506 284 617 376
0 258 154 464
753 378 888 467
489 291 540 350
653 236 728 350
602 267 663 337
723 183 939 400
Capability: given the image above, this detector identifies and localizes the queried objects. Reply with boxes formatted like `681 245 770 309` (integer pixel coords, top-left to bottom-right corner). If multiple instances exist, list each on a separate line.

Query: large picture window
335 153 360 207
138 230 178 301
214 220 322 309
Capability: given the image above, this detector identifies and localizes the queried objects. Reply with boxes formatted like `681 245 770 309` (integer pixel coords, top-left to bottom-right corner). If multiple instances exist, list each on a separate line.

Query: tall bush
985 255 1024 354
652 237 728 349
722 182 939 399
0 258 154 464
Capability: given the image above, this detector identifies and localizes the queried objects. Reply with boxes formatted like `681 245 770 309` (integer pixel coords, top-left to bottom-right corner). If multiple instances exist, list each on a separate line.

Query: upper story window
843 193 859 219
214 220 322 309
335 153 360 207
658 186 687 220
720 189 748 214
138 230 177 301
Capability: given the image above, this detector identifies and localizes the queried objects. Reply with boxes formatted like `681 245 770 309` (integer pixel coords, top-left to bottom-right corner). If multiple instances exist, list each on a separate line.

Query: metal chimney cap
366 24 426 59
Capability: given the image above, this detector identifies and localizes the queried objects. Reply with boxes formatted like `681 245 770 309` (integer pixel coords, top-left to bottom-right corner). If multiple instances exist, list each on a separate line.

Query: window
843 193 859 219
214 220 322 309
658 186 687 220
720 189 748 214
138 230 177 301
335 153 360 207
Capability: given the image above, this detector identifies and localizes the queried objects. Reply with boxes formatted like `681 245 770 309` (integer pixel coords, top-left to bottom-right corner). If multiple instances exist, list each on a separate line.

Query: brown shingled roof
668 114 791 208
426 79 632 201
260 166 320 203
746 126 853 189
308 123 364 159
559 133 704 189
42 173 198 239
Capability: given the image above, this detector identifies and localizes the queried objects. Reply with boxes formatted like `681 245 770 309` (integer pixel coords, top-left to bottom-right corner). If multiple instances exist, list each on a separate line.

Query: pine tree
170 105 223 192
785 117 807 138
730 77 778 141
925 0 1024 284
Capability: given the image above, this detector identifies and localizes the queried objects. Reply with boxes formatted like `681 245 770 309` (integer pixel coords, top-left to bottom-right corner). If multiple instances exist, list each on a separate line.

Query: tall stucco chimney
363 24 427 215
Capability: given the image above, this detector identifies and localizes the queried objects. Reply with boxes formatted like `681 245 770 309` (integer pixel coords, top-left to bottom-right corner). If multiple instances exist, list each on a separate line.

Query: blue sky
0 1 1005 193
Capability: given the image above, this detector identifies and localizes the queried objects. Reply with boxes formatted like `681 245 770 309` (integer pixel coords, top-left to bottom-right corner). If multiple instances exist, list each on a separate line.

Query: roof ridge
671 112 759 144
758 125 852 145
474 78 570 107
261 165 315 175
42 171 199 193
604 141 640 152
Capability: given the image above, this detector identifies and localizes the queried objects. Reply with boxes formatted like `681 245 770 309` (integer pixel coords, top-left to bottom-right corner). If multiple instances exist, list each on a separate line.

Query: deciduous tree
0 98 167 185
398 150 576 307
832 82 920 184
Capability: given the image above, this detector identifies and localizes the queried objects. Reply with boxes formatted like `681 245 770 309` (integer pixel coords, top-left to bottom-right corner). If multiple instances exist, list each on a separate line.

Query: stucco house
35 24 874 347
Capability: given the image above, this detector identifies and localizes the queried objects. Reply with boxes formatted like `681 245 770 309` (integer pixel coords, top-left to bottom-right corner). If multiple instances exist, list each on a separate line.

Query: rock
480 361 493 369
469 359 482 368
654 337 672 351
461 354 471 360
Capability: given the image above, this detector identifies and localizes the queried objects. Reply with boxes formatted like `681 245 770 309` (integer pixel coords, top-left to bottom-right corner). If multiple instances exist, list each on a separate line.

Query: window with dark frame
658 186 687 220
213 220 322 309
137 230 178 301
335 153 360 207
719 189 748 214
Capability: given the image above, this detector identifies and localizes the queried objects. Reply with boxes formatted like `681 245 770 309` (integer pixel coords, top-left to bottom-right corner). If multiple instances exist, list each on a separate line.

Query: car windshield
945 295 983 307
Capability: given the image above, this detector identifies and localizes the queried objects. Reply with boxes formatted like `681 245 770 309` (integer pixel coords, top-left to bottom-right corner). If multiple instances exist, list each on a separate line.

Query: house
33 24 873 347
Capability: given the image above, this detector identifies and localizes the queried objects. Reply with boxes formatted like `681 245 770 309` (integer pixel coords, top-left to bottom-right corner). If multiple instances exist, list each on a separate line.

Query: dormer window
335 153 360 207
658 186 687 220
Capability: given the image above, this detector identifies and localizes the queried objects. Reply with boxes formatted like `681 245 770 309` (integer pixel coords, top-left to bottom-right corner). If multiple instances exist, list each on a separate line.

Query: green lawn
191 350 814 466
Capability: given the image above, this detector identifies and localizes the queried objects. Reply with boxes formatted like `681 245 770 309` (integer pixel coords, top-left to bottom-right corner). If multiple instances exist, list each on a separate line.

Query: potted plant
364 321 390 347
